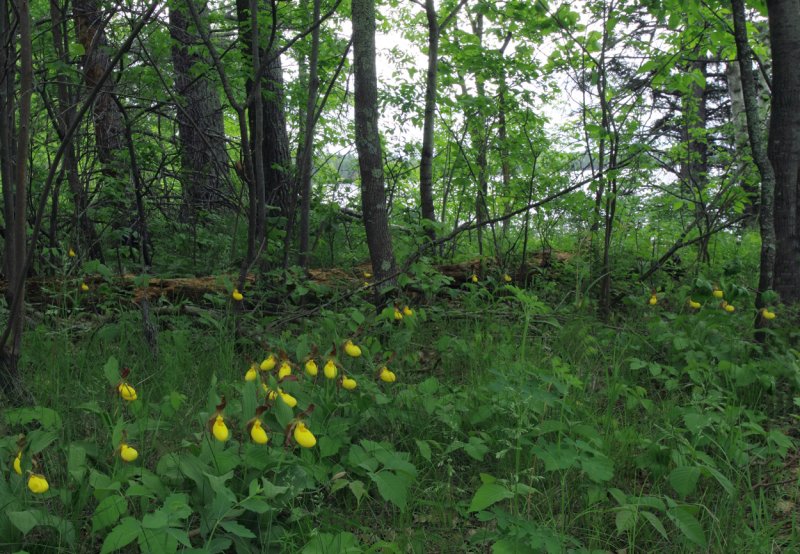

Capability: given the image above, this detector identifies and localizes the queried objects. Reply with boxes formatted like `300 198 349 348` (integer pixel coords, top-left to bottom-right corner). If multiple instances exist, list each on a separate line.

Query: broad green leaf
667 506 707 548
8 510 39 535
468 482 513 513
668 466 701 497
103 356 120 385
92 495 128 533
100 517 141 553
370 471 411 511
219 520 256 538
641 510 668 540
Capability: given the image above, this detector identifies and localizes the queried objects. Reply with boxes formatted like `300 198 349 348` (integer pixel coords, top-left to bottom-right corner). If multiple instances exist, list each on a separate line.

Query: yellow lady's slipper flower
503 274 512 283
278 361 292 380
648 295 657 306
471 274 478 283
712 288 724 299
278 390 297 408
118 383 138 401
212 415 229 442
260 354 277 371
245 364 258 382
394 308 403 321
363 271 372 278
379 367 396 383
305 359 318 376
232 288 244 301
68 247 76 258
250 420 269 444
342 377 357 390
403 306 414 317
724 304 735 313
120 443 139 462
80 282 89 292
13 452 22 475
293 422 316 448
762 308 777 320
688 299 701 309
324 359 338 379
344 340 362 357
27 473 49 494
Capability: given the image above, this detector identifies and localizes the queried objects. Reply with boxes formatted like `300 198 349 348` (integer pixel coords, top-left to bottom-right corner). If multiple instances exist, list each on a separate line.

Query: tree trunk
351 0 397 286
1 0 15 281
419 0 439 243
261 47 293 221
298 0 321 269
73 0 126 174
1 0 32 394
170 0 228 218
50 0 103 261
766 0 800 305
731 0 777 330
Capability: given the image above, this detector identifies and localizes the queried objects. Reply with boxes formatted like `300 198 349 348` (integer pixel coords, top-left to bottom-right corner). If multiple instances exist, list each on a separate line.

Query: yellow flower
305 359 318 376
503 274 512 283
250 420 269 444
278 390 297 408
379 367 396 383
403 306 414 317
120 443 139 462
118 383 138 401
713 288 724 299
724 304 735 313
344 340 362 357
278 361 292 380
212 415 229 442
293 422 316 448
688 299 701 309
27 473 49 494
762 308 777 320
68 247 76 258
80 282 89 292
342 376 357 390
648 295 657 306
471 274 478 283
232 288 243 301
13 452 22 475
363 271 372 278
324 359 338 379
394 308 403 321
260 354 277 371
245 364 258 381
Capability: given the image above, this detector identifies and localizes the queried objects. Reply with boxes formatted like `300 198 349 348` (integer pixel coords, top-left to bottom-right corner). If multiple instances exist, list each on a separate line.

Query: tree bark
351 0 397 285
419 0 439 243
766 0 800 305
731 0 777 329
170 0 228 218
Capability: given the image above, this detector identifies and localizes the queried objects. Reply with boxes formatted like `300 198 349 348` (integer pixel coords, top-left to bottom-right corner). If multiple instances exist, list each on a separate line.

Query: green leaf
668 466 701 497
464 436 489 461
581 454 614 482
68 444 87 483
615 506 637 532
4 407 62 429
667 506 707 548
219 520 256 539
415 439 432 462
302 532 360 553
641 510 668 540
468 482 514 513
103 356 120 385
27 430 58 455
100 517 141 553
370 471 411 511
8 510 40 535
92 495 128 533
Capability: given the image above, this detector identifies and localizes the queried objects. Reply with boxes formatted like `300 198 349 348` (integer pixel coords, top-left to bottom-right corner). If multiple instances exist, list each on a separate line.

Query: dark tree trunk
419 0 439 243
0 0 15 281
73 0 126 174
731 0 777 332
50 0 103 261
1 0 32 394
297 0 321 269
351 0 397 285
766 0 800 305
679 57 710 262
170 0 228 218
261 48 293 221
